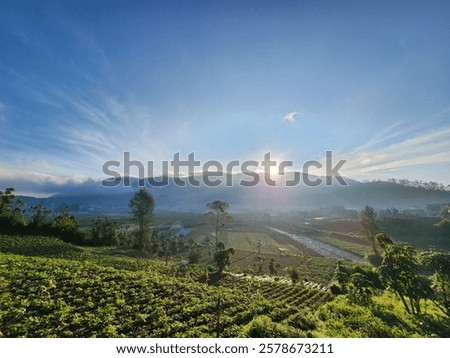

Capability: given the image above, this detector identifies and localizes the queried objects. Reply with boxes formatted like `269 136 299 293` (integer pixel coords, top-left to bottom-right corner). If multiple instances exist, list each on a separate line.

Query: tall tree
129 188 155 252
205 200 232 251
361 205 380 255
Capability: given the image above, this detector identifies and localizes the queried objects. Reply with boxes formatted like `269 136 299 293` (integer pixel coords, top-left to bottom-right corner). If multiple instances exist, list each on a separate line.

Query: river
268 227 364 262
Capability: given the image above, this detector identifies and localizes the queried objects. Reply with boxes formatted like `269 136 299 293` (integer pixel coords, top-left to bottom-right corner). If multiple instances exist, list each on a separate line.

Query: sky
0 0 450 194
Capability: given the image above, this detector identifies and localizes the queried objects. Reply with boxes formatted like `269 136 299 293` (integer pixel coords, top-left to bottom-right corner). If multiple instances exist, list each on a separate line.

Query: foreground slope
1 235 448 338
0 235 329 337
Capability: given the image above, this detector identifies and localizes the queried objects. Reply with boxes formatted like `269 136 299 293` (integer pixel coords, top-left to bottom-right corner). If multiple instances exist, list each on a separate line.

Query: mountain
15 173 450 214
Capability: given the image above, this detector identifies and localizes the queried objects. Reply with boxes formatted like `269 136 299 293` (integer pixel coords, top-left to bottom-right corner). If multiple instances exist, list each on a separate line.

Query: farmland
1 232 449 338
1 210 449 338
186 222 339 284
0 235 330 337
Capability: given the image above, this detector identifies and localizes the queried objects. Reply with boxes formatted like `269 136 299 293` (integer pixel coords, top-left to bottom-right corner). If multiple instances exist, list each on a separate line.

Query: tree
52 212 80 243
129 188 155 252
288 267 300 284
90 217 119 246
52 212 79 232
347 272 375 306
361 205 380 255
30 201 52 227
205 200 232 251
421 251 450 317
333 260 351 291
0 187 16 217
435 206 450 237
268 258 279 276
255 256 265 276
0 187 25 225
378 243 431 315
375 232 393 252
214 241 235 274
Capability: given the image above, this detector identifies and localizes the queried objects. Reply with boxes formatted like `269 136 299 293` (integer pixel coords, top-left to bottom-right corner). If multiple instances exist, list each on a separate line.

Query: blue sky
1 0 450 193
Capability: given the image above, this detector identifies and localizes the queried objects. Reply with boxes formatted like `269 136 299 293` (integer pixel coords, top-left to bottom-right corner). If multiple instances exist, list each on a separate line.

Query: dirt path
268 227 364 262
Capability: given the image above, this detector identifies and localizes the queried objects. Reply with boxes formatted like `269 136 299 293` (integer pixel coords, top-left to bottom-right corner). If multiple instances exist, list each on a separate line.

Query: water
268 227 363 262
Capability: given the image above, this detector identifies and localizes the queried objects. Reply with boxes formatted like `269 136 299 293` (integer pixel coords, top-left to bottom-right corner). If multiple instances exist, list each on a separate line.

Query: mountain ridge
13 174 450 213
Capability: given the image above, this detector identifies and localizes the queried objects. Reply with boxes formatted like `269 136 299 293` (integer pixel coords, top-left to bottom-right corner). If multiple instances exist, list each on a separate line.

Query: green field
1 234 448 338
223 231 303 255
0 235 330 337
188 226 337 284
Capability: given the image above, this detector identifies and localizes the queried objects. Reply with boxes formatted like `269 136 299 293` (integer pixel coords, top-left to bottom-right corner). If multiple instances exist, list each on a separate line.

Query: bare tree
205 200 232 251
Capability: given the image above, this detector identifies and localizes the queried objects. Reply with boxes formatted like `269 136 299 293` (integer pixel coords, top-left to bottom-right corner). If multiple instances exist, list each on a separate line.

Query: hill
16 176 450 214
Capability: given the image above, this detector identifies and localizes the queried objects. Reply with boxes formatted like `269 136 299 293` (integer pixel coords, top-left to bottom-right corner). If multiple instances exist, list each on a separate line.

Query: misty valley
1 179 449 338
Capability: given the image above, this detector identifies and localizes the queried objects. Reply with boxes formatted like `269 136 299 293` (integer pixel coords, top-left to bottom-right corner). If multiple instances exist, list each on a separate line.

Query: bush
241 315 305 338
89 217 119 246
288 267 300 284
366 253 383 267
188 251 201 264
328 283 344 295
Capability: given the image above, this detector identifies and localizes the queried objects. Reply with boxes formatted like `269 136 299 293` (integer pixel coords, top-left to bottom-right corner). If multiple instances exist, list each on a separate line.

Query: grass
316 292 450 338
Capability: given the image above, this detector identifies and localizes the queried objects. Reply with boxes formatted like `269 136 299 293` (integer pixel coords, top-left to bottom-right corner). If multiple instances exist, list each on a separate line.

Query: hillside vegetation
1 235 449 338
0 235 330 338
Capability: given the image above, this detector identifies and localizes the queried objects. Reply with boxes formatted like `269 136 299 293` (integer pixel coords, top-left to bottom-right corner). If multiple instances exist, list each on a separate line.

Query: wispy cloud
283 111 299 123
333 123 450 180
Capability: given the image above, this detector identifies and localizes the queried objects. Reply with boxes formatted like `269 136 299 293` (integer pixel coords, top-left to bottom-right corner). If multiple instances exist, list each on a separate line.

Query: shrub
89 217 119 246
366 253 383 267
241 315 304 338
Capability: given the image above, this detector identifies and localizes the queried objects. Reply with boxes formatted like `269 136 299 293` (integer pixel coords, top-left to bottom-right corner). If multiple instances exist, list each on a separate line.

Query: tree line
0 187 235 275
0 187 125 246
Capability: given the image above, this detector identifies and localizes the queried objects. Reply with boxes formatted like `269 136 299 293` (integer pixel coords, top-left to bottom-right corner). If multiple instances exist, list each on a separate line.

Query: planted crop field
0 235 332 338
225 231 302 255
229 249 336 284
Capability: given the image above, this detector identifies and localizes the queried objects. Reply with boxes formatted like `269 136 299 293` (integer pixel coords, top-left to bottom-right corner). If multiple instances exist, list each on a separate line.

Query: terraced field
0 235 332 337
223 231 303 255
